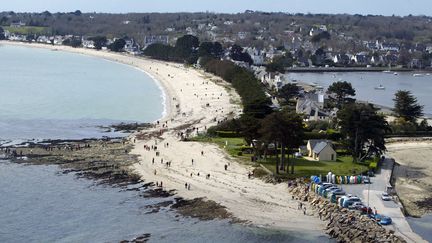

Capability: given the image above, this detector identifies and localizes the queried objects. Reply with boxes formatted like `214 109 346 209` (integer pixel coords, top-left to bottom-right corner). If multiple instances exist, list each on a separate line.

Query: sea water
0 45 331 242
0 44 164 140
286 72 432 116
0 161 331 243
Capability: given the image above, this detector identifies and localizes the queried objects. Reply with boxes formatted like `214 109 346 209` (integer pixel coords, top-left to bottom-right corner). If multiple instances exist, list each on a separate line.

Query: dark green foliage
143 35 199 64
229 44 253 65
198 41 223 59
393 90 424 123
88 36 107 50
238 114 261 145
173 35 199 63
143 43 175 61
202 58 272 118
278 83 300 104
0 26 5 40
337 103 390 162
259 110 305 174
108 38 126 52
311 31 331 43
266 53 294 73
327 81 356 108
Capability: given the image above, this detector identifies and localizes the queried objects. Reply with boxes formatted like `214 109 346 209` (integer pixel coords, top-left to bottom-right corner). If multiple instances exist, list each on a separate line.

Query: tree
230 44 253 65
259 110 304 174
108 38 126 52
0 27 5 40
278 83 300 105
327 81 356 108
337 103 390 162
393 90 423 123
198 41 223 59
266 53 294 73
88 36 107 50
174 34 199 63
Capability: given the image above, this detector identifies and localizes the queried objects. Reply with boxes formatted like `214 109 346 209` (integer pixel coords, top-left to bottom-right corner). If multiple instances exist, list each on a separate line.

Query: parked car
348 202 365 210
378 216 393 225
363 176 371 184
343 197 362 208
381 192 392 201
370 214 392 225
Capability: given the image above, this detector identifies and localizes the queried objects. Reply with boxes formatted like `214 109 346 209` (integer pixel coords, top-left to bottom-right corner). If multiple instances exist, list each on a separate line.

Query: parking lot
340 159 426 242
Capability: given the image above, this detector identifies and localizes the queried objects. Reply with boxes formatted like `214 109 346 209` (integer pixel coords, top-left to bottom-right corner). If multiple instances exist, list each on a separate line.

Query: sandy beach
386 140 432 217
2 41 326 234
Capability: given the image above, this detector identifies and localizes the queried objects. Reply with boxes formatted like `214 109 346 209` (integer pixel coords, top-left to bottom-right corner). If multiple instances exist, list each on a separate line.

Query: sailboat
374 84 385 90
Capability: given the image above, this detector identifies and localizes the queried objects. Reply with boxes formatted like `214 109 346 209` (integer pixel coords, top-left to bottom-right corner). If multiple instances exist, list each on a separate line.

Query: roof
308 139 326 149
313 141 330 154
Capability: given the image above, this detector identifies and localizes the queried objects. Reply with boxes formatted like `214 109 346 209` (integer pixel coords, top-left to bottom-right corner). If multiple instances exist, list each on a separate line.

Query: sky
1 0 432 16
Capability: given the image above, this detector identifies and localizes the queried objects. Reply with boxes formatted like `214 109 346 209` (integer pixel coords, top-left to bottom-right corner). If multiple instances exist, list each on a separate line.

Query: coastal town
1 6 432 243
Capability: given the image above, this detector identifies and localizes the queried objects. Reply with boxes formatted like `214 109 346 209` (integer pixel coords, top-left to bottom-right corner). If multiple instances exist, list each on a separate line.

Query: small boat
382 70 391 73
413 73 424 77
375 84 385 90
393 72 398 75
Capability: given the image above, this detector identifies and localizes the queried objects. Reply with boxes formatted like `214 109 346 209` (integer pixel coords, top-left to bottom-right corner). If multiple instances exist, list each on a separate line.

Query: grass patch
4 26 49 35
190 135 252 161
261 156 369 179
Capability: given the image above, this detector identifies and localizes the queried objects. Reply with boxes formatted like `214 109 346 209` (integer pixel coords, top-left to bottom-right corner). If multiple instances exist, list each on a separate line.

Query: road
341 158 426 243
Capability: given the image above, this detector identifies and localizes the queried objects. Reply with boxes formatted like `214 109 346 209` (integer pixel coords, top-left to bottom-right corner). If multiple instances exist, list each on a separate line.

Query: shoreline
0 41 328 235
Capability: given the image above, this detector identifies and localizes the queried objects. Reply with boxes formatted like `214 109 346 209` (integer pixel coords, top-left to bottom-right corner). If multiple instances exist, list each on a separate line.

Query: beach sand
2 41 326 233
386 140 432 217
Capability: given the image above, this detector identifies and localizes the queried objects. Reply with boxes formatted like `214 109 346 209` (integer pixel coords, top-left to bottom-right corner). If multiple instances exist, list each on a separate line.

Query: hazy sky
2 0 432 16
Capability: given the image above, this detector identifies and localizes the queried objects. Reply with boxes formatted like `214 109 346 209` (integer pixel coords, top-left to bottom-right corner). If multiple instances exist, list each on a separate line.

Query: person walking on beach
201 151 204 156
191 159 194 165
185 183 188 189
303 207 306 215
152 158 155 164
224 164 228 171
160 181 163 187
187 184 191 190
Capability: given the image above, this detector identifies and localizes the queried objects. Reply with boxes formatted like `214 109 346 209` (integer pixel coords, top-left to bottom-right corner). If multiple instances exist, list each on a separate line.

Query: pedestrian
191 159 194 165
190 173 193 177
185 183 188 189
303 207 306 215
201 151 204 156
319 212 322 220
154 170 157 175
156 181 159 187
224 164 228 171
160 181 163 187
187 184 191 190
161 158 163 164
152 158 155 164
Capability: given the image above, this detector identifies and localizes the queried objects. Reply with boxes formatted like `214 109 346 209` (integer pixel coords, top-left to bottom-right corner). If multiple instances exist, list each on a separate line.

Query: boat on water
375 84 385 90
393 72 398 75
413 73 424 77
382 70 391 73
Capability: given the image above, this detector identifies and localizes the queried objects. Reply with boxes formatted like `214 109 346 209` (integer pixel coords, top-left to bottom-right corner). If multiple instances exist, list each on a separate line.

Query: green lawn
261 156 369 179
190 135 369 178
190 136 251 160
4 26 49 35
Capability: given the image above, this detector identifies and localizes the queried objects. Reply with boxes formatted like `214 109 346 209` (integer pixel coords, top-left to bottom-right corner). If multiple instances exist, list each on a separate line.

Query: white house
306 140 337 161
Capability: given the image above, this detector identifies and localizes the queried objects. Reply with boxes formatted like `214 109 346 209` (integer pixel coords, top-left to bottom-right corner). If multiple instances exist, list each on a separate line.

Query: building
296 92 329 121
144 35 169 48
10 21 26 28
306 140 337 161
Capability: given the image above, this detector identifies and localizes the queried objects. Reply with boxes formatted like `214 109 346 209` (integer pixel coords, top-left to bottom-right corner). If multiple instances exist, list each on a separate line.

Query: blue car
369 214 392 225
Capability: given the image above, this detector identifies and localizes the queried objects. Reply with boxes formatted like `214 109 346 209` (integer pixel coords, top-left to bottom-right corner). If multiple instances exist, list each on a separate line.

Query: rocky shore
289 180 407 243
1 138 239 226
